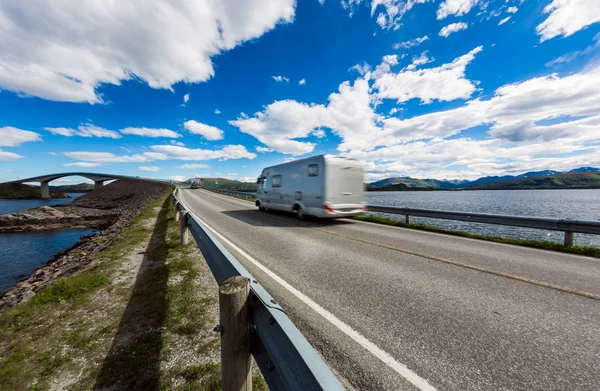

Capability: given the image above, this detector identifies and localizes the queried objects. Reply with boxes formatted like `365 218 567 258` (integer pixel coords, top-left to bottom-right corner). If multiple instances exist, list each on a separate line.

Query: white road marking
183 193 437 391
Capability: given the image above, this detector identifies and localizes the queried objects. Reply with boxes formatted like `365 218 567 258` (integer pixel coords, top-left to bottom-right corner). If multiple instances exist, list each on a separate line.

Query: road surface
179 188 600 391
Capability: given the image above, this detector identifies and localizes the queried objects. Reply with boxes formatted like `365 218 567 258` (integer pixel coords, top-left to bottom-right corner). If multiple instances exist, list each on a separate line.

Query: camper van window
257 177 265 189
272 175 282 187
308 164 319 177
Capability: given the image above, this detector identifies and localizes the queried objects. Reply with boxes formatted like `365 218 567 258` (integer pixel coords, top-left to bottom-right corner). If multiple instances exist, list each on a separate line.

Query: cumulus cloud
256 146 274 153
437 0 479 19
0 1 295 103
507 6 518 14
120 127 181 138
64 162 104 168
179 164 209 169
170 140 186 147
45 124 121 139
349 62 372 76
183 94 190 103
439 22 468 37
272 75 290 83
373 46 482 104
405 51 435 70
537 0 600 42
169 176 188 182
215 109 221 114
498 16 511 26
0 127 42 146
183 120 224 141
393 35 429 49
299 79 306 85
139 166 161 172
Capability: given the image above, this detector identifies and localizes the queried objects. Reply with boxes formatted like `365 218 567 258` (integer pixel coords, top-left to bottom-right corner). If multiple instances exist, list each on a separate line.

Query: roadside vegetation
355 215 600 259
0 189 266 390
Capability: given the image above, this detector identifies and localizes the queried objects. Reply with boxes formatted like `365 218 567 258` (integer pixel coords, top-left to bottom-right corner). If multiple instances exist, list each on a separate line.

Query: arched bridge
9 172 173 199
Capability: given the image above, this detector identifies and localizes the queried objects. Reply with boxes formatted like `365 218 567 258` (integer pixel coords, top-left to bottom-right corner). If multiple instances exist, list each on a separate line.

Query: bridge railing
196 186 600 247
367 205 600 247
172 189 345 391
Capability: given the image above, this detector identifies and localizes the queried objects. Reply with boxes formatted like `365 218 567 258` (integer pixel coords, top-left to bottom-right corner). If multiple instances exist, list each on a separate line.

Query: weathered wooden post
405 215 410 225
173 201 180 222
219 276 252 391
564 231 574 247
180 211 189 245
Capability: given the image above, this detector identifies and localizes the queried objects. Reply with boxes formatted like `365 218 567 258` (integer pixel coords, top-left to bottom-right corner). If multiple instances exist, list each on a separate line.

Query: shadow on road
221 208 355 228
93 197 171 390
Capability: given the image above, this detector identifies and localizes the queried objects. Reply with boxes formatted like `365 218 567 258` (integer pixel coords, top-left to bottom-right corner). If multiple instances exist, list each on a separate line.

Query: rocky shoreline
0 179 169 310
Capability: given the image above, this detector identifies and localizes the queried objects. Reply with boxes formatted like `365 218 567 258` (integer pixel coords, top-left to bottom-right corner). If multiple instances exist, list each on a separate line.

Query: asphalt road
179 188 600 391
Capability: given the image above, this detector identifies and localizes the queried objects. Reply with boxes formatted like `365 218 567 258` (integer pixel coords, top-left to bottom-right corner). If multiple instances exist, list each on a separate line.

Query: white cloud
299 79 306 85
149 145 256 160
256 146 274 153
272 75 290 82
183 94 190 103
231 78 383 154
0 150 23 160
0 127 42 146
45 124 121 139
170 140 186 147
179 163 209 169
215 109 221 114
437 0 479 19
349 62 372 76
183 120 224 141
0 1 295 103
169 176 188 182
64 151 150 163
64 162 103 168
498 16 511 26
537 0 600 42
139 166 161 172
373 46 482 104
507 6 518 14
405 51 435 70
120 127 181 138
393 35 429 49
370 0 428 30
545 33 600 67
439 22 468 37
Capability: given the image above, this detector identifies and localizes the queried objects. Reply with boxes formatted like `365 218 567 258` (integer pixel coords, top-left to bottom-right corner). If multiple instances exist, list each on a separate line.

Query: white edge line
187 203 437 391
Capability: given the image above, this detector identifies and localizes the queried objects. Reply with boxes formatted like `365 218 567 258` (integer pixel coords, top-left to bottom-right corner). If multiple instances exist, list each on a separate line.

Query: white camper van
255 155 366 219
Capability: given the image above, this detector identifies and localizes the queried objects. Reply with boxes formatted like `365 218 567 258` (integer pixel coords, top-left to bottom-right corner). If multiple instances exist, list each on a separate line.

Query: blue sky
1 0 600 184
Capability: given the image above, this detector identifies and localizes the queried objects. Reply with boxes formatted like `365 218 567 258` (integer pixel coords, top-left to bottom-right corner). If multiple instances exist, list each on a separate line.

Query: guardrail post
564 231 574 247
174 201 180 222
180 211 189 245
405 215 410 225
219 276 252 391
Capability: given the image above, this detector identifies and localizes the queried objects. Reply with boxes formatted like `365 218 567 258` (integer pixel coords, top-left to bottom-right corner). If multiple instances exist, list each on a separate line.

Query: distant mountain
50 183 95 192
472 172 600 190
369 167 600 190
201 178 257 192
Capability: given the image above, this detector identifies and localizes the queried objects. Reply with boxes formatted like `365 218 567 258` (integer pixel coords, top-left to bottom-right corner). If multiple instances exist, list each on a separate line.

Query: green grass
355 215 600 258
30 273 108 306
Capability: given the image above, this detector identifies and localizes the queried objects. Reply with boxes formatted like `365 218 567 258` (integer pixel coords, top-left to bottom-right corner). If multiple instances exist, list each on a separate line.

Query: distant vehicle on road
190 179 201 189
256 154 366 219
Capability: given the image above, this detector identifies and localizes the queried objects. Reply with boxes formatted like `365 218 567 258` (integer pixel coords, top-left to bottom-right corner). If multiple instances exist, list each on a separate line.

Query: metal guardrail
197 186 600 247
368 205 600 246
172 189 345 391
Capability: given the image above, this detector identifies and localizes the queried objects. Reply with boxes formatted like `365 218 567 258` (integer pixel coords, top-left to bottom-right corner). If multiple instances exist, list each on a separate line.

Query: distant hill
369 166 600 190
201 178 257 192
50 183 95 192
0 182 68 199
367 183 435 191
471 172 600 190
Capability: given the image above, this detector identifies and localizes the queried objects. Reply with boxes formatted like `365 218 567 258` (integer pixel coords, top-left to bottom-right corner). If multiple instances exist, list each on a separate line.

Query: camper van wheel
294 205 304 220
256 201 266 211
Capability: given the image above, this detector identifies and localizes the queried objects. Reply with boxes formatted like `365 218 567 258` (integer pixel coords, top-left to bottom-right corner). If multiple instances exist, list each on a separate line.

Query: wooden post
173 201 180 222
219 276 252 391
564 231 574 247
180 211 189 245
405 215 410 225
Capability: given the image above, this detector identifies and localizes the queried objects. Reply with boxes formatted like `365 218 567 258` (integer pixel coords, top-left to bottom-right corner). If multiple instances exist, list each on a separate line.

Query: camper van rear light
323 204 335 213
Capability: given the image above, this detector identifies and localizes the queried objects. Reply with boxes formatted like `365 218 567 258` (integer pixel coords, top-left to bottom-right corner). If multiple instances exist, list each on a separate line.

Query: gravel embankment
0 179 169 309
